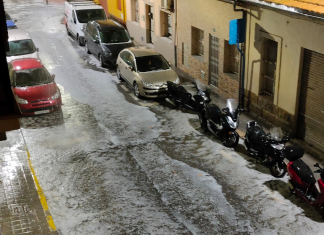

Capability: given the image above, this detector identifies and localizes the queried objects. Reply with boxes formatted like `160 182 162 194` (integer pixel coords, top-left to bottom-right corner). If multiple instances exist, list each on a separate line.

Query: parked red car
8 58 62 115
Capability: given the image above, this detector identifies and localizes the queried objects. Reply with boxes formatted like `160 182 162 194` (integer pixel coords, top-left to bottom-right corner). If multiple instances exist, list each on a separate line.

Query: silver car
6 29 39 63
116 47 179 98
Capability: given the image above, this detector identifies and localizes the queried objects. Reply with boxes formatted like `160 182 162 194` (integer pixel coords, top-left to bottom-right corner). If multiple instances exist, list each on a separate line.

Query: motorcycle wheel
269 161 287 178
222 131 239 148
198 111 207 130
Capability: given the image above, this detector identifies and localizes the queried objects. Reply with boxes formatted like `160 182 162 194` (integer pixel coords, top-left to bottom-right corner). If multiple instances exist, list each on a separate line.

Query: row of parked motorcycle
166 80 324 219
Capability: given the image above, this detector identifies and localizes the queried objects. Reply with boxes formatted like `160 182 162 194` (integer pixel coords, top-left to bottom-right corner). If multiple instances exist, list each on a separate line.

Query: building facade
107 0 127 25
125 0 176 65
242 1 324 152
176 0 244 100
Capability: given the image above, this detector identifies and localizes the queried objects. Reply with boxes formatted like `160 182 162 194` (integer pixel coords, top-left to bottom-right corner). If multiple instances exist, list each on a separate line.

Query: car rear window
7 39 36 56
100 29 130 43
14 67 54 87
136 55 170 73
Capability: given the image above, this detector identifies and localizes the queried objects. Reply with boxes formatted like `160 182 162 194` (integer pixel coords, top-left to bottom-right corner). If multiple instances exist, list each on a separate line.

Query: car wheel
66 25 71 36
116 66 122 80
99 55 104 67
77 35 83 46
133 82 142 98
85 42 91 54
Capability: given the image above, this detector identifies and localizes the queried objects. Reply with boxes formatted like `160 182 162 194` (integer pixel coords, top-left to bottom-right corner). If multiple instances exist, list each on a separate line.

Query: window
133 0 139 22
191 26 204 56
161 12 172 40
117 0 122 11
224 40 240 80
260 38 278 99
76 9 106 23
7 40 36 57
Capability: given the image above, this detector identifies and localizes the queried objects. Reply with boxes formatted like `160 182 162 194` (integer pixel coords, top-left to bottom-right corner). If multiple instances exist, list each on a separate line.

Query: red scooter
287 147 324 218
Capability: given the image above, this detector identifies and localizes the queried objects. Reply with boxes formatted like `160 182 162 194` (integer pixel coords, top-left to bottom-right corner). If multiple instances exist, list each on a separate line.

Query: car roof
8 29 31 41
75 5 103 10
92 19 124 30
10 58 43 71
127 47 160 57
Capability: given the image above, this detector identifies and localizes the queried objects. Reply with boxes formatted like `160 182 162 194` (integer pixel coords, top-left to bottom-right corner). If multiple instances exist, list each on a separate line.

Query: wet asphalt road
4 0 324 234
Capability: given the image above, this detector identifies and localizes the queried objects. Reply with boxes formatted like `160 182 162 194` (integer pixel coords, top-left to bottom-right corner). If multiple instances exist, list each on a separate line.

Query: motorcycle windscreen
269 127 283 141
227 99 238 114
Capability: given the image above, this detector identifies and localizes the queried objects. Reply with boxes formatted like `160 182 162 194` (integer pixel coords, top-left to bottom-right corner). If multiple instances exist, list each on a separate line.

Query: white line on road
138 102 159 107
129 93 139 101
120 85 129 92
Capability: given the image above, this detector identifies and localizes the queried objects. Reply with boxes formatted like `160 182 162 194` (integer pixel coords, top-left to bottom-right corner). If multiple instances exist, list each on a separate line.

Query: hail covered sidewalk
0 130 57 235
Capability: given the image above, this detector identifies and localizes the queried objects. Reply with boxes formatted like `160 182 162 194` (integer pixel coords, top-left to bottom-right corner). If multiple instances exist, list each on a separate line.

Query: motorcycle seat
250 126 267 145
206 104 221 122
291 159 316 185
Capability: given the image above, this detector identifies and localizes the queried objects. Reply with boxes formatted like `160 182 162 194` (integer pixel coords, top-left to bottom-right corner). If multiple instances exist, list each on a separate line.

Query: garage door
297 49 324 152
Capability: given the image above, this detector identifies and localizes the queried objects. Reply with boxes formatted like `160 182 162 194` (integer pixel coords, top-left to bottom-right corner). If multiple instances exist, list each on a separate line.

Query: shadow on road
264 179 324 222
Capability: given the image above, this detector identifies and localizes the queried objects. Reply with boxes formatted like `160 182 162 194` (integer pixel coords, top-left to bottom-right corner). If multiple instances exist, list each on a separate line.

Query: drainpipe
174 0 178 67
233 0 246 110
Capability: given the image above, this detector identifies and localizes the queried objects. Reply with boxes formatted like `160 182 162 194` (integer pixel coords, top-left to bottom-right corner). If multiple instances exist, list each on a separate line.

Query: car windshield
7 39 36 56
136 55 170 72
100 29 130 43
76 9 106 23
14 68 54 87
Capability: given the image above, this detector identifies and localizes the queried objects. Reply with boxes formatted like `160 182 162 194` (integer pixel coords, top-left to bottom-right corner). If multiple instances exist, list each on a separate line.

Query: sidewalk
180 79 323 179
0 130 57 235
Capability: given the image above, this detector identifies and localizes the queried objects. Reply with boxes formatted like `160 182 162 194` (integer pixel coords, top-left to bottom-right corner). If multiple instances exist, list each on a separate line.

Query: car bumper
19 99 62 116
142 87 168 98
101 54 118 65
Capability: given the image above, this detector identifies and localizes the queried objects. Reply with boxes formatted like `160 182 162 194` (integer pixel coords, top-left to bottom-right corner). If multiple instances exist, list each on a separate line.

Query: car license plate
287 181 294 189
34 110 49 115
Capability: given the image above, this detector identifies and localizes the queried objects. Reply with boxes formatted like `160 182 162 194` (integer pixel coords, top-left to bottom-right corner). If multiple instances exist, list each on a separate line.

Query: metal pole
237 43 245 110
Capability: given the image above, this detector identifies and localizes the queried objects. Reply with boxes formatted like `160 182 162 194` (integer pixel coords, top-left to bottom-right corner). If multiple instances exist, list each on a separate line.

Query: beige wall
177 0 243 99
125 0 176 64
245 6 324 115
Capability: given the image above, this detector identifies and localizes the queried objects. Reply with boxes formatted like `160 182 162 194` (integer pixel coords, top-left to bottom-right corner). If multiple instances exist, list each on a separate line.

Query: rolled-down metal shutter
297 49 324 152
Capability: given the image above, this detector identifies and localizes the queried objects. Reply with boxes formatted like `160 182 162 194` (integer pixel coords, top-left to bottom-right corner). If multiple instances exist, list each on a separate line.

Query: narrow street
2 0 324 234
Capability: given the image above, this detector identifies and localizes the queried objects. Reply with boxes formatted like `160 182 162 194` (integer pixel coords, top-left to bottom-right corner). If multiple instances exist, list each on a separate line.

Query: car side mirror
14 20 17 23
94 39 99 44
74 20 76 24
37 48 39 52
314 163 320 168
130 37 134 41
52 74 55 79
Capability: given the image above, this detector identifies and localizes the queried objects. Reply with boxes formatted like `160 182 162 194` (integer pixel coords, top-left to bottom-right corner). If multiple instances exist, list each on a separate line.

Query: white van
64 0 107 46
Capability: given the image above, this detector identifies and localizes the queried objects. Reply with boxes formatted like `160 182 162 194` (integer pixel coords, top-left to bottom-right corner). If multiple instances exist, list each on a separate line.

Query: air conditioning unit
161 0 173 10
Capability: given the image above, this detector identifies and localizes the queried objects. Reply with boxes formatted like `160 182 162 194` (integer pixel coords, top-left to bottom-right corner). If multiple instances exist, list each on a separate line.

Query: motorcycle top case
291 159 316 185
283 146 304 161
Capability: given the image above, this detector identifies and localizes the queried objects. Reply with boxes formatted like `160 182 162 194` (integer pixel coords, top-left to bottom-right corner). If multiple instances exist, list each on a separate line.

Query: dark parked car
83 19 134 66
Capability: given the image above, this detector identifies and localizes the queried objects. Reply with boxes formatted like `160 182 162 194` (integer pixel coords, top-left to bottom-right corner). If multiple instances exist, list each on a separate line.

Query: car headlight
225 116 238 129
51 89 60 100
82 24 86 32
15 95 28 104
271 144 284 150
142 80 154 88
102 50 112 56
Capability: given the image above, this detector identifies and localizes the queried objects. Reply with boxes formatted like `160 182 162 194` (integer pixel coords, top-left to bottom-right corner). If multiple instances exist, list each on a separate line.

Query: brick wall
244 90 295 132
176 0 242 101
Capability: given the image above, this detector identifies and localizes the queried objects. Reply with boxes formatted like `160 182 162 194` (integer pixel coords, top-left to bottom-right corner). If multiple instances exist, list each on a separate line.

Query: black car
83 19 134 66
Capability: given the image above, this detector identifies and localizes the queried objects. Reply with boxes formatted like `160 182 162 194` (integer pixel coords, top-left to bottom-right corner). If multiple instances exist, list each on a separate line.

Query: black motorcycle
166 81 211 113
199 98 241 148
244 120 291 178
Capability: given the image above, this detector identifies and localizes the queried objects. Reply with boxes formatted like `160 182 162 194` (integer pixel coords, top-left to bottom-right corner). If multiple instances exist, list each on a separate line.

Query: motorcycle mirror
314 163 320 168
